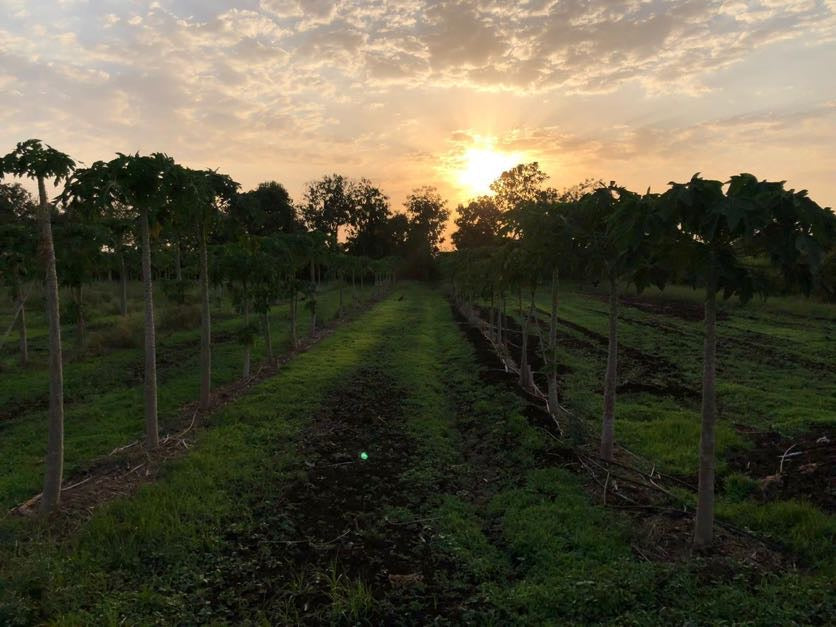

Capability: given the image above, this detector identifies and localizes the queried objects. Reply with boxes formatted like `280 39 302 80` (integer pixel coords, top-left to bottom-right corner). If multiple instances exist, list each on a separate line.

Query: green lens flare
360 451 369 460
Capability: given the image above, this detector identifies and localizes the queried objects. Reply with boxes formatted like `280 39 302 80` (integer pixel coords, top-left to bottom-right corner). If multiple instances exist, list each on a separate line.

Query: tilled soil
199 368 490 624
475 302 698 401
615 293 727 322
727 426 835 511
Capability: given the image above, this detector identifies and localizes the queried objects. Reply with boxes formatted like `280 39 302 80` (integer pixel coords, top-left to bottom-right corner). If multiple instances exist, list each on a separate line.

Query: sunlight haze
1 0 834 215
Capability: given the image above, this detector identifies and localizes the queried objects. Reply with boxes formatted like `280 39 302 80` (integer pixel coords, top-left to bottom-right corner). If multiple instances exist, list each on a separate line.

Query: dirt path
197 367 486 623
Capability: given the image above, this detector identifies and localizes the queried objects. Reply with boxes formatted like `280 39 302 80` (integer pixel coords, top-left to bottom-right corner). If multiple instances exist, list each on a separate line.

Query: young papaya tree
509 195 574 413
659 173 835 548
255 235 293 361
54 215 108 354
0 182 37 365
102 210 135 317
330 251 351 317
62 153 175 449
297 231 328 336
171 166 239 409
278 233 316 347
2 139 76 514
493 163 564 397
500 240 541 390
572 184 646 460
214 235 260 377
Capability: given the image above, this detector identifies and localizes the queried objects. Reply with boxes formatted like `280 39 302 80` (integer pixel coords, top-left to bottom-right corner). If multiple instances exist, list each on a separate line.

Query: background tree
490 162 550 213
405 186 449 253
452 196 502 250
345 178 392 258
231 181 300 236
403 186 449 278
381 213 411 258
302 174 352 250
2 139 76 514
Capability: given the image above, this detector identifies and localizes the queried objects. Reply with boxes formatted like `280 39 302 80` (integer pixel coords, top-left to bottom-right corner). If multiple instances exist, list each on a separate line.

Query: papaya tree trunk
338 272 344 317
119 252 128 316
489 291 496 342
310 259 317 336
600 275 618 461
16 277 28 366
694 279 718 547
242 302 251 379
199 223 211 410
525 285 537 388
518 289 529 388
37 175 64 514
74 285 85 354
290 292 298 348
498 293 504 347
263 310 273 363
140 207 159 448
175 239 182 281
548 268 560 416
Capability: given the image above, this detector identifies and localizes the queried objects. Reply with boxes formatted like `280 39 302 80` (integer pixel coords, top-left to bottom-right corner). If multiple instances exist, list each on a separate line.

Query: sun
457 147 521 197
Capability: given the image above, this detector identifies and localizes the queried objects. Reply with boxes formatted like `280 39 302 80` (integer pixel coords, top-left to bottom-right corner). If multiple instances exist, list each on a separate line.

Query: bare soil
728 426 835 511
615 293 727 322
476 302 698 402
199 368 491 623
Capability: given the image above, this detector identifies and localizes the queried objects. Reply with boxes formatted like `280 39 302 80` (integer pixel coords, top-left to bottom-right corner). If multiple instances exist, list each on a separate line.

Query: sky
2 0 835 229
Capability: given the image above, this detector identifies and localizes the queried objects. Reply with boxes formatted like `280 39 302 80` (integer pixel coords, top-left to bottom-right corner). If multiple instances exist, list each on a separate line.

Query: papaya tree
62 153 175 449
103 210 135 316
171 166 239 409
508 195 573 412
214 235 261 377
256 235 293 361
659 173 835 548
502 240 540 390
299 231 329 336
0 182 37 365
572 184 645 460
54 215 108 354
2 139 76 514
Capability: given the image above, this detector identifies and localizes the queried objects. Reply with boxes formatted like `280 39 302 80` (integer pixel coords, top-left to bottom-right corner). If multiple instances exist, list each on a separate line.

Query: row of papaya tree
444 163 835 548
0 139 400 514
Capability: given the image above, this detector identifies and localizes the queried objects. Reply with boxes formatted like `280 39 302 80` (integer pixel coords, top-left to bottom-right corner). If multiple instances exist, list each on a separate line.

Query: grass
0 283 833 623
393 287 834 623
0 283 400 624
0 280 376 510
480 279 835 570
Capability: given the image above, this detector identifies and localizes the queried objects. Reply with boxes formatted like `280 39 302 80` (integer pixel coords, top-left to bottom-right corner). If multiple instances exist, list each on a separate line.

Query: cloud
0 0 834 212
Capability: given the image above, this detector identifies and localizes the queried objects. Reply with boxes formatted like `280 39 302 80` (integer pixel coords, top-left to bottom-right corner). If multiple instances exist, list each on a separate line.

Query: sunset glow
0 1 834 213
457 147 522 197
